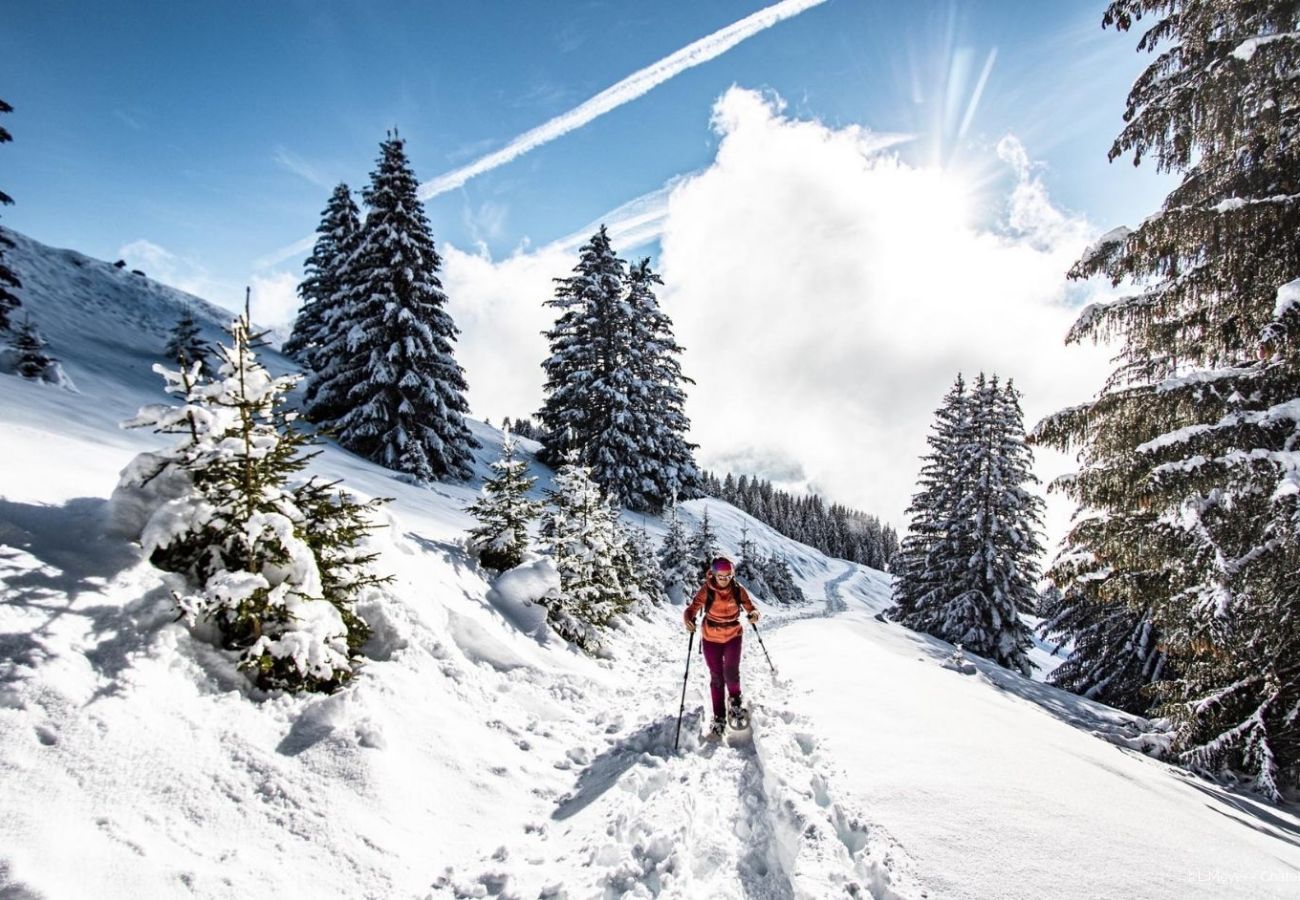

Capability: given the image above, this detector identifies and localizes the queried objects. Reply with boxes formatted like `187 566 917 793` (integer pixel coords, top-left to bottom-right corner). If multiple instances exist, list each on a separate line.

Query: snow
1276 277 1300 320
3 228 1300 898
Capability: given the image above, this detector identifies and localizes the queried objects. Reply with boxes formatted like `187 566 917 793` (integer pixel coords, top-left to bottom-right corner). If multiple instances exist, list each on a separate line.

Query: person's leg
723 634 743 702
701 639 726 718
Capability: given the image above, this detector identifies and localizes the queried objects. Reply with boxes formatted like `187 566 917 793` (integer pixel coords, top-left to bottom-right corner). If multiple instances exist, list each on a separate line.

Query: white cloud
652 87 1112 550
249 272 303 344
440 242 575 423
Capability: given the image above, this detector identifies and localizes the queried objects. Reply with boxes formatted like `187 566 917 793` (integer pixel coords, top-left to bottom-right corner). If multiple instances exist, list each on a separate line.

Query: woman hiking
684 557 760 738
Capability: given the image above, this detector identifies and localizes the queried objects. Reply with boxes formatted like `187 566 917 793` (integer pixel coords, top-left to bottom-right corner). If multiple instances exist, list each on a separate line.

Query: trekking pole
750 621 778 678
674 628 696 752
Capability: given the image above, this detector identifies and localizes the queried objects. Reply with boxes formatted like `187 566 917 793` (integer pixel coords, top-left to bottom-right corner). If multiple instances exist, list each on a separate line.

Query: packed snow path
429 606 922 899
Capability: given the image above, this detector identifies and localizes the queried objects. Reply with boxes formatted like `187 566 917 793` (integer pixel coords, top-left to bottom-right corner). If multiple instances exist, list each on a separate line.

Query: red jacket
684 577 756 643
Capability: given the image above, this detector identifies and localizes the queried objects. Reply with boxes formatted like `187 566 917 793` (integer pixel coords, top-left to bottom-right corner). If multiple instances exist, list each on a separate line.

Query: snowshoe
704 716 726 742
727 695 750 731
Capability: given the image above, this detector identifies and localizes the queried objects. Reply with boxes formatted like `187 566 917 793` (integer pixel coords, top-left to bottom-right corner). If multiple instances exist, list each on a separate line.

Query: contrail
417 0 831 200
258 0 830 269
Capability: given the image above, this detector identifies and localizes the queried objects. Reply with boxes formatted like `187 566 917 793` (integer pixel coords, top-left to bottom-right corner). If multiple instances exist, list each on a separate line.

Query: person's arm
739 586 759 622
684 585 707 629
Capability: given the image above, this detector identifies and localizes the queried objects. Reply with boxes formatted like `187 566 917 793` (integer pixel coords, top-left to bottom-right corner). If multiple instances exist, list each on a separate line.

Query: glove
747 611 760 625
685 619 697 633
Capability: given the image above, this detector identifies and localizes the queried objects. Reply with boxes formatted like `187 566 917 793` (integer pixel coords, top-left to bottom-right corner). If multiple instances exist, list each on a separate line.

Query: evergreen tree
119 309 388 692
537 227 639 500
757 553 806 605
1038 577 1168 713
465 433 542 571
657 502 696 596
9 316 55 380
891 375 972 627
165 310 212 378
308 133 477 481
687 507 721 581
1032 1 1300 797
614 521 665 613
537 230 700 512
0 99 19 332
625 258 702 509
894 375 1044 674
538 454 628 650
286 183 360 372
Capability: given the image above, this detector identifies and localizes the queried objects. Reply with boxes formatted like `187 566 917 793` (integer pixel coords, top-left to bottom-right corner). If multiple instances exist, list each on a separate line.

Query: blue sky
3 0 1177 536
6 0 1166 288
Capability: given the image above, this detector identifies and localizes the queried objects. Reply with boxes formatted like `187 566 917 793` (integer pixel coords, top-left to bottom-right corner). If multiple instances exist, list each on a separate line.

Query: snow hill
2 227 1300 899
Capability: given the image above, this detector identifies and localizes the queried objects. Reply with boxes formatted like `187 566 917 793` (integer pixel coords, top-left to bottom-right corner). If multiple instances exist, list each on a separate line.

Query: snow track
428 605 922 900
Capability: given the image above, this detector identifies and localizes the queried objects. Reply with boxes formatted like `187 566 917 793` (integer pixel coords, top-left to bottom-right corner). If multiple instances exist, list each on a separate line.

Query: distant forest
700 470 898 571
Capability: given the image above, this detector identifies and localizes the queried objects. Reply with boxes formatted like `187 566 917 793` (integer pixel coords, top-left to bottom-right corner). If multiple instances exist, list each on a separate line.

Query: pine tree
165 310 212 378
687 507 721 581
1032 1 1300 797
537 231 700 512
538 454 629 650
1038 577 1168 712
613 521 665 613
309 133 477 481
894 375 1043 674
658 502 696 596
466 433 542 571
0 99 19 332
625 258 702 509
891 375 972 627
537 227 639 501
286 183 360 373
10 316 55 380
119 308 388 692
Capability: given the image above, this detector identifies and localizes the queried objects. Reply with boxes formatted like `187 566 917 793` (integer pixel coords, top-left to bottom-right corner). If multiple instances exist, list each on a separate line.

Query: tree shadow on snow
552 713 695 822
899 627 1300 836
0 497 176 699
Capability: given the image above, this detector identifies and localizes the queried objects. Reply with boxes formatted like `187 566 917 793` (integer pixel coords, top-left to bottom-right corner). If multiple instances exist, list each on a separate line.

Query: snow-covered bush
538 455 632 653
115 311 388 692
657 503 695 600
465 433 541 572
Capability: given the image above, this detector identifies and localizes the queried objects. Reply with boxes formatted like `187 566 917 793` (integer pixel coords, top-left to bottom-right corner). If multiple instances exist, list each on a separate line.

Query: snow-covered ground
3 228 1300 899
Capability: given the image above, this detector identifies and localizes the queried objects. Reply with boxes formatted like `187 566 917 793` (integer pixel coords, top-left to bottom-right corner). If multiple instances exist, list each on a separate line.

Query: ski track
429 563 923 900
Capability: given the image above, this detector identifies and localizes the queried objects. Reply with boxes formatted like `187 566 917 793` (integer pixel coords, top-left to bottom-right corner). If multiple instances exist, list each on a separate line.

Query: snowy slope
2 228 1300 900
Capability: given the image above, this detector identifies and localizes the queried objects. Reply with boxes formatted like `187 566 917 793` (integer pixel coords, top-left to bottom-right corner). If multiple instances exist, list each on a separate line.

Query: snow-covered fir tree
613 521 666 613
286 182 360 378
9 316 55 380
537 228 699 512
624 258 702 509
164 310 211 378
890 374 971 628
755 553 806 605
501 416 542 442
307 132 477 481
465 433 542 572
1038 577 1168 713
893 374 1043 675
657 502 696 597
538 454 629 651
118 310 387 693
0 99 19 332
687 507 721 582
1032 0 1300 798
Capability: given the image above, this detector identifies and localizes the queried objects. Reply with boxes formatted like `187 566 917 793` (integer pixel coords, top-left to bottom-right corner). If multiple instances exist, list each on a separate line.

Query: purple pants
702 635 742 717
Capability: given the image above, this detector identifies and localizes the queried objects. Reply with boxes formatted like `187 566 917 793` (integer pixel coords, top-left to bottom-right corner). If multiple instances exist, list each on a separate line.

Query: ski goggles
710 559 734 576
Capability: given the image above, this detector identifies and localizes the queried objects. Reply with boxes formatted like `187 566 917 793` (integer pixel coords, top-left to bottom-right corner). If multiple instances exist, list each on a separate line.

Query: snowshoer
684 557 760 737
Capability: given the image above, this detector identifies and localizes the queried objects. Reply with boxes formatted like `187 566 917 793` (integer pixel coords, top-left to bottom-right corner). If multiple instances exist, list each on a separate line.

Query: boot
728 693 749 729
